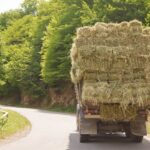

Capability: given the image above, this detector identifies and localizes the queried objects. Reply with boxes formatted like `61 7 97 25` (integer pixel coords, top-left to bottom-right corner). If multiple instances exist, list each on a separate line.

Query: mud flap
80 118 97 135
130 115 147 136
79 110 97 135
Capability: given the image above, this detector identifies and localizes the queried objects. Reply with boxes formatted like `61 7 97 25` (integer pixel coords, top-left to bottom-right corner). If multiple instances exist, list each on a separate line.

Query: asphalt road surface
0 106 150 150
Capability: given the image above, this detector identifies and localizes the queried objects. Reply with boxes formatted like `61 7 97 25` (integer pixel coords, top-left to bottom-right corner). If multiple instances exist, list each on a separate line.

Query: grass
0 109 31 139
0 100 76 113
47 105 76 113
0 111 3 116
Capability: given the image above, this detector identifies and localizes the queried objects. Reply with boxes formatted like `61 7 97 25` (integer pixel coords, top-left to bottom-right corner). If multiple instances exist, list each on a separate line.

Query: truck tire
124 124 131 138
131 134 143 143
125 130 131 138
125 126 143 143
80 134 89 143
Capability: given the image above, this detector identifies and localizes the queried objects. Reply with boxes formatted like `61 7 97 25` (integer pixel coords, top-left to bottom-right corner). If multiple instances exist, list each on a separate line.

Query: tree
0 9 23 30
2 15 46 97
81 1 97 25
0 38 5 90
21 0 38 15
41 0 83 87
93 0 150 23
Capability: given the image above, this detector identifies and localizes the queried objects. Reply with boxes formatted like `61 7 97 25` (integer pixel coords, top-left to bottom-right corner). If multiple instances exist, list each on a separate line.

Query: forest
0 0 150 108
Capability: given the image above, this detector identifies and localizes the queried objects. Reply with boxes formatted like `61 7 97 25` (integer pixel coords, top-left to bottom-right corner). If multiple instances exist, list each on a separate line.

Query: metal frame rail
0 109 8 129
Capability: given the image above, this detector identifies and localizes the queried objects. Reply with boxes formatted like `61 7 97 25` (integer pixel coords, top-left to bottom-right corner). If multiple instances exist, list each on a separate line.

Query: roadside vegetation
0 110 30 139
48 106 76 113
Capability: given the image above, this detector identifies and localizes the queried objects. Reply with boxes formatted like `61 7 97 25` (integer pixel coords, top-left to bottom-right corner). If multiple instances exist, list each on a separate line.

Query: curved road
0 106 150 150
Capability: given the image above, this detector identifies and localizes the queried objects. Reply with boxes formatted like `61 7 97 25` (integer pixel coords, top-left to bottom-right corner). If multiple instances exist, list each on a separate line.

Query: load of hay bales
70 20 150 120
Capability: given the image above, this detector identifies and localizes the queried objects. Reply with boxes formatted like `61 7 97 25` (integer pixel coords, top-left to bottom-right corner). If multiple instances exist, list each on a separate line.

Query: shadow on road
67 133 150 150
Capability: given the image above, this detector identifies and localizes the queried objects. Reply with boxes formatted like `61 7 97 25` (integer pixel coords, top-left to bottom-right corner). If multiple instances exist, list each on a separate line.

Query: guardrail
0 109 8 129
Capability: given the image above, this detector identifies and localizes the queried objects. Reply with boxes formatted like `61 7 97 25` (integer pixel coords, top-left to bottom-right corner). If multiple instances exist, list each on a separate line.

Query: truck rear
70 20 150 143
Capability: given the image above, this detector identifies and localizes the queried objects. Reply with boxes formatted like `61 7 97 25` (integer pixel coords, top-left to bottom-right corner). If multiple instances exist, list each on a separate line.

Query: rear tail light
138 110 148 120
84 108 99 115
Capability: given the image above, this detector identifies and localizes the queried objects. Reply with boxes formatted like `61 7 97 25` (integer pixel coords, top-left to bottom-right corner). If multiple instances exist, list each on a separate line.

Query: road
0 106 150 150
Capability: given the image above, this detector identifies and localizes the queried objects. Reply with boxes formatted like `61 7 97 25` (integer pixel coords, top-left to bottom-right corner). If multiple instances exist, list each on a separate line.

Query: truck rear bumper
79 115 147 136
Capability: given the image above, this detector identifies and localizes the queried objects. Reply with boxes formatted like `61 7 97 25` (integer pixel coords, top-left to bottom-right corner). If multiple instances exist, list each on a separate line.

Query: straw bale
105 37 120 46
129 20 142 35
93 37 106 45
94 22 107 32
107 23 119 37
74 38 85 48
94 23 108 38
142 35 150 46
96 22 107 27
129 20 142 27
77 45 96 58
99 104 137 121
77 57 111 72
70 67 84 84
70 44 78 62
143 27 150 35
70 20 150 112
77 26 92 38
83 72 108 81
120 21 129 28
81 81 150 107
90 27 97 39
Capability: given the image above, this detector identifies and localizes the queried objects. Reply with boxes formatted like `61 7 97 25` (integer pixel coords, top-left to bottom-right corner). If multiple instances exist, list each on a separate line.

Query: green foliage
3 16 34 86
49 105 76 113
146 12 150 26
2 15 45 97
21 0 38 15
41 1 82 86
93 0 150 23
81 1 97 25
0 9 23 30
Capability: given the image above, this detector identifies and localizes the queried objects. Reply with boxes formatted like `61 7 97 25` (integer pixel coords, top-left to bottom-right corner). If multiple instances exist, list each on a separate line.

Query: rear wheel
131 134 143 143
124 121 144 143
125 131 131 138
125 125 131 138
80 134 89 143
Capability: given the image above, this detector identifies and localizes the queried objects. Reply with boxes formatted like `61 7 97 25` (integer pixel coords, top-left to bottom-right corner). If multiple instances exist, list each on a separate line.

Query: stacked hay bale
70 20 150 120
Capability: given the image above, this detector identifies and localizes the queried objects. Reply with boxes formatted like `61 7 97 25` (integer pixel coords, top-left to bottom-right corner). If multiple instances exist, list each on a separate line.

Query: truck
70 20 150 143
75 84 148 143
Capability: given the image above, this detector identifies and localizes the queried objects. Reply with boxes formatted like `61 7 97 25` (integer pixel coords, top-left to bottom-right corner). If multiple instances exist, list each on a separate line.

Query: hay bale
70 67 84 84
84 72 108 81
77 45 96 58
70 44 78 62
77 26 92 38
70 20 150 113
107 23 119 36
94 23 108 38
99 104 137 121
81 81 150 107
129 20 142 35
143 27 150 35
94 22 107 31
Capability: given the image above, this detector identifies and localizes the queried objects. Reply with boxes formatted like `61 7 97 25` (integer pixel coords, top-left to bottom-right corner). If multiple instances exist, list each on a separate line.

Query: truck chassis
76 104 147 143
